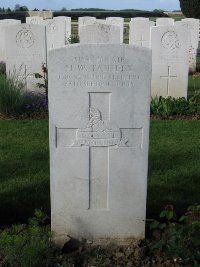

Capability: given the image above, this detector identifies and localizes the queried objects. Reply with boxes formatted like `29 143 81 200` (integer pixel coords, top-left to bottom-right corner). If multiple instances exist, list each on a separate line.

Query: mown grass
0 120 50 224
0 119 200 224
147 120 200 219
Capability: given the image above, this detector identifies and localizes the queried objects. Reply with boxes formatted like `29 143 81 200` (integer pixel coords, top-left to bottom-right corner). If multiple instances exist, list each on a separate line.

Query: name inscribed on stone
57 56 140 88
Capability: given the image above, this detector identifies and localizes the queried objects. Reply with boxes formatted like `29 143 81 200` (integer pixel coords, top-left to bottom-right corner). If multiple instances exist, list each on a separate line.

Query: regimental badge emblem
72 107 128 147
47 22 57 34
161 31 180 50
16 28 35 48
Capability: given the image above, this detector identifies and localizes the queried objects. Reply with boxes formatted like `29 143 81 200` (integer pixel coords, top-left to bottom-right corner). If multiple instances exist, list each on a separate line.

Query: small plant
35 63 48 98
149 204 200 266
68 35 80 44
0 69 26 116
0 61 6 75
0 210 56 267
151 95 200 117
23 91 48 114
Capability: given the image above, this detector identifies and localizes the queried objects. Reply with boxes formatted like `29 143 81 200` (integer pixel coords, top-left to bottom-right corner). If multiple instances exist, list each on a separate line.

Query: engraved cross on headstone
160 66 177 96
137 34 148 47
55 92 142 210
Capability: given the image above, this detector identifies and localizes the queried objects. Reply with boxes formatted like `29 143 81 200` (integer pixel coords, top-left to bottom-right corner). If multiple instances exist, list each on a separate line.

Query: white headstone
26 16 44 24
151 26 190 98
48 44 151 244
129 19 154 48
78 17 96 34
131 17 150 22
176 18 199 73
156 18 175 26
54 16 71 44
106 17 124 43
42 19 66 51
0 19 21 25
6 24 47 91
28 11 53 19
0 19 21 61
80 22 121 44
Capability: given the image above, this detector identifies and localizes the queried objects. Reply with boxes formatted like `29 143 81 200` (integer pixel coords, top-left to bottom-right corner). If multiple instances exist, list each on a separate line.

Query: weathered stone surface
6 24 46 91
156 18 175 26
129 19 154 48
79 22 121 44
0 19 21 61
151 25 190 98
48 44 151 243
42 19 66 51
131 17 150 22
106 17 124 43
26 16 44 24
176 18 199 73
54 16 71 44
28 11 53 19
78 16 96 34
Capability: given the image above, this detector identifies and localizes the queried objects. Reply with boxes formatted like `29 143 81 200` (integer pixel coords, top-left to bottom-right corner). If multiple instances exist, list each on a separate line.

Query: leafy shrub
179 0 200 18
0 72 26 116
53 10 168 19
0 210 56 267
0 61 6 75
151 95 200 117
23 91 48 113
35 63 48 98
150 204 200 266
68 35 80 44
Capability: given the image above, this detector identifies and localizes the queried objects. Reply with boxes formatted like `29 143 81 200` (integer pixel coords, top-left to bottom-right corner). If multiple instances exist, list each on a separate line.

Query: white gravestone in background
129 19 154 48
6 24 46 91
78 17 96 35
43 19 66 51
48 44 151 244
156 18 175 26
80 22 121 44
54 16 71 44
0 19 21 61
151 26 190 98
176 19 199 73
131 17 150 22
26 16 44 24
106 17 124 43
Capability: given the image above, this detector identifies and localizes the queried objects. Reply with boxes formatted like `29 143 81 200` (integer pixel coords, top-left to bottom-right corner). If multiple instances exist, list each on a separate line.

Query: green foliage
53 10 167 19
179 0 200 18
151 95 200 117
0 71 26 116
14 4 29 11
0 210 55 267
34 63 48 98
150 204 200 266
68 35 80 44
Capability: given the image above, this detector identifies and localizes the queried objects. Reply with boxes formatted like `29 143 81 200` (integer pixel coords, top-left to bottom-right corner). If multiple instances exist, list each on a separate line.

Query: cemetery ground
0 74 200 266
0 20 200 266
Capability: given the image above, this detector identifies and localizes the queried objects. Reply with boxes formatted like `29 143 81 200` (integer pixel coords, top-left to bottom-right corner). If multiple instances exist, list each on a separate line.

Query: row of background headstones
0 16 199 97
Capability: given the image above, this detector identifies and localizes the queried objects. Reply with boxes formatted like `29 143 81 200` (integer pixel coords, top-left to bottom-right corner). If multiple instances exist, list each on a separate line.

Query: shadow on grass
0 120 200 224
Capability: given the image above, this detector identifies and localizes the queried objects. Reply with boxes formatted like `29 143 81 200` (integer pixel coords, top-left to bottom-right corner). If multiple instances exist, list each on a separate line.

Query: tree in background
179 0 200 18
14 4 29 11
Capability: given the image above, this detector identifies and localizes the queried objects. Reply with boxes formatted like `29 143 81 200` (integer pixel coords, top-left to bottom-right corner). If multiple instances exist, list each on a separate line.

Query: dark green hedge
179 0 200 18
0 10 168 22
0 11 27 22
53 11 168 19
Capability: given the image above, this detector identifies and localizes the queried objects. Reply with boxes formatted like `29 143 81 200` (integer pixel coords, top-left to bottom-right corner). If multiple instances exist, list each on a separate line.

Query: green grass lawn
0 119 200 224
0 120 50 224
